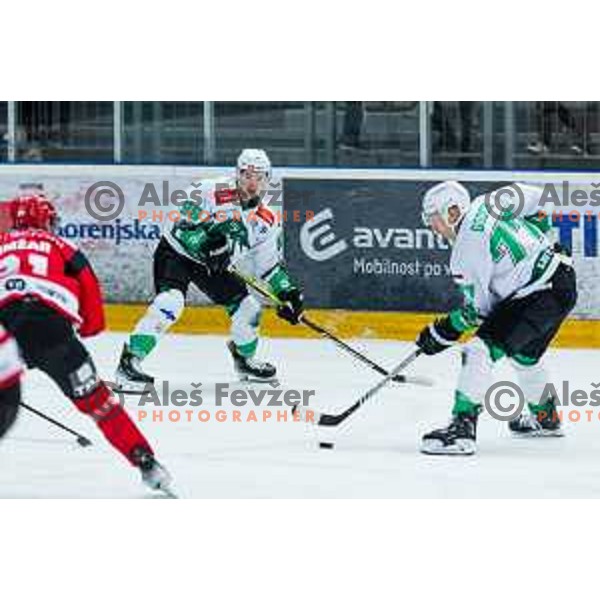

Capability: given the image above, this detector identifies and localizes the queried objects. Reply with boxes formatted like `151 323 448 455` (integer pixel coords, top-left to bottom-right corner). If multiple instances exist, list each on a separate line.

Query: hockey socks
74 383 153 465
452 390 481 416
129 289 185 360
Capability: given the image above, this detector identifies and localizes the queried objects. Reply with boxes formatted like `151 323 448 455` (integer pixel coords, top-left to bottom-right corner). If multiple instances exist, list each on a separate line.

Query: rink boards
104 304 600 349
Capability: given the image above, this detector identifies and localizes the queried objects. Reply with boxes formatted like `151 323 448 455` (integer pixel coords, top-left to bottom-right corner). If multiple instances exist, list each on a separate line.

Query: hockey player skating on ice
0 195 173 493
416 181 577 455
0 326 22 441
116 149 304 391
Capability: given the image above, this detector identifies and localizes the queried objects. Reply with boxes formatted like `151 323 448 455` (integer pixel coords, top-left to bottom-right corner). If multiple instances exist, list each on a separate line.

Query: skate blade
510 429 565 438
113 386 149 396
237 375 279 385
157 486 179 499
145 485 179 499
420 438 476 456
113 379 152 396
143 476 179 499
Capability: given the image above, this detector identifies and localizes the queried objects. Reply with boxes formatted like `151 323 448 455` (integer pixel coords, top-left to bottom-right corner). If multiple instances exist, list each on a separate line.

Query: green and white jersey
451 185 558 320
162 175 282 280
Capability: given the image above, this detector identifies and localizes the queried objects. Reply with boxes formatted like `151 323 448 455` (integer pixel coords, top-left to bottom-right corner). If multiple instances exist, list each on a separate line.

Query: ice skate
115 344 155 394
227 340 277 383
421 412 479 456
509 398 564 437
131 447 176 497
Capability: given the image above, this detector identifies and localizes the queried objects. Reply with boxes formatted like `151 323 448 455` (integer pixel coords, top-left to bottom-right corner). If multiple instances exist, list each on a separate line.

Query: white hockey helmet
421 180 471 229
236 148 272 181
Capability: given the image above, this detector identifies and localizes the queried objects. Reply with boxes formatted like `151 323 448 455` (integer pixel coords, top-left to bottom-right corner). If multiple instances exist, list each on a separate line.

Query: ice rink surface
2 331 600 498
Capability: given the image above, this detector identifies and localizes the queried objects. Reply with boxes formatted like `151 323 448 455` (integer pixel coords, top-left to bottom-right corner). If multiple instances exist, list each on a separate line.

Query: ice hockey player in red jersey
0 195 173 494
0 325 22 440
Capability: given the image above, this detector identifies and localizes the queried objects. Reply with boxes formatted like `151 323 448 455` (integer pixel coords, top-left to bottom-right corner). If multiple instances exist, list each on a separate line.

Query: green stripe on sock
225 299 242 317
452 390 481 416
130 334 158 359
481 339 505 362
235 339 258 358
512 353 538 366
528 396 555 415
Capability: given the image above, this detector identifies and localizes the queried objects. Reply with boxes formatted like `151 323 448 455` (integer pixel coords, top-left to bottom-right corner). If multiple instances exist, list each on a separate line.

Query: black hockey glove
277 288 304 325
553 241 571 257
416 317 461 355
204 233 231 276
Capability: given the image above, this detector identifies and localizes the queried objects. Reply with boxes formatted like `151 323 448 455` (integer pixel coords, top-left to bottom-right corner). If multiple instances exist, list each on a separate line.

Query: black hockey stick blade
292 400 362 427
20 401 93 447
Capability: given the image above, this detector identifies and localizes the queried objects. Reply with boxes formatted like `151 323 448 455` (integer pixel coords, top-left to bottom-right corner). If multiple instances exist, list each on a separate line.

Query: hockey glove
416 316 462 355
204 233 231 275
553 241 571 257
277 288 304 325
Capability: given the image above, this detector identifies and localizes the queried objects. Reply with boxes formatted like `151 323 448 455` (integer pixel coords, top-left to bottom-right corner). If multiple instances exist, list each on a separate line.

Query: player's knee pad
456 337 496 403
461 337 496 368
144 289 185 332
0 380 20 439
230 295 262 346
511 357 549 403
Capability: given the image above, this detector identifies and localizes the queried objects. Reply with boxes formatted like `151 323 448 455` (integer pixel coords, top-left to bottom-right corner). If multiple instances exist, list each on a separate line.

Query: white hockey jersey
162 175 282 279
0 326 22 388
451 184 560 319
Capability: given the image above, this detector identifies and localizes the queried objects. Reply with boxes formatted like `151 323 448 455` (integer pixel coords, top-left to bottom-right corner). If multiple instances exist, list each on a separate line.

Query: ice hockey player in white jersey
0 325 22 440
115 149 304 390
416 181 577 455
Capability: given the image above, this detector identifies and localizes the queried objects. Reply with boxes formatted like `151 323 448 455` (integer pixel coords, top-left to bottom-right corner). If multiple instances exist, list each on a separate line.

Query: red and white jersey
0 229 106 337
0 326 21 389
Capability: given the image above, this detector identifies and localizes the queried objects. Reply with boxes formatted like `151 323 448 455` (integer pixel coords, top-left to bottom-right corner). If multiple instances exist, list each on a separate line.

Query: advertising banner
0 167 231 304
284 177 600 318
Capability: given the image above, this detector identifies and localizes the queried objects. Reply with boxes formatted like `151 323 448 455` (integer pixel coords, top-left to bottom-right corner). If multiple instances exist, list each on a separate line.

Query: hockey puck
319 442 335 450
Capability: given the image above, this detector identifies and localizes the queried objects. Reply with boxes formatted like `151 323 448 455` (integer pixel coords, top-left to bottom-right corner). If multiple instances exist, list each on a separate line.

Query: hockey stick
19 401 92 447
292 348 422 427
297 315 429 386
230 266 431 387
